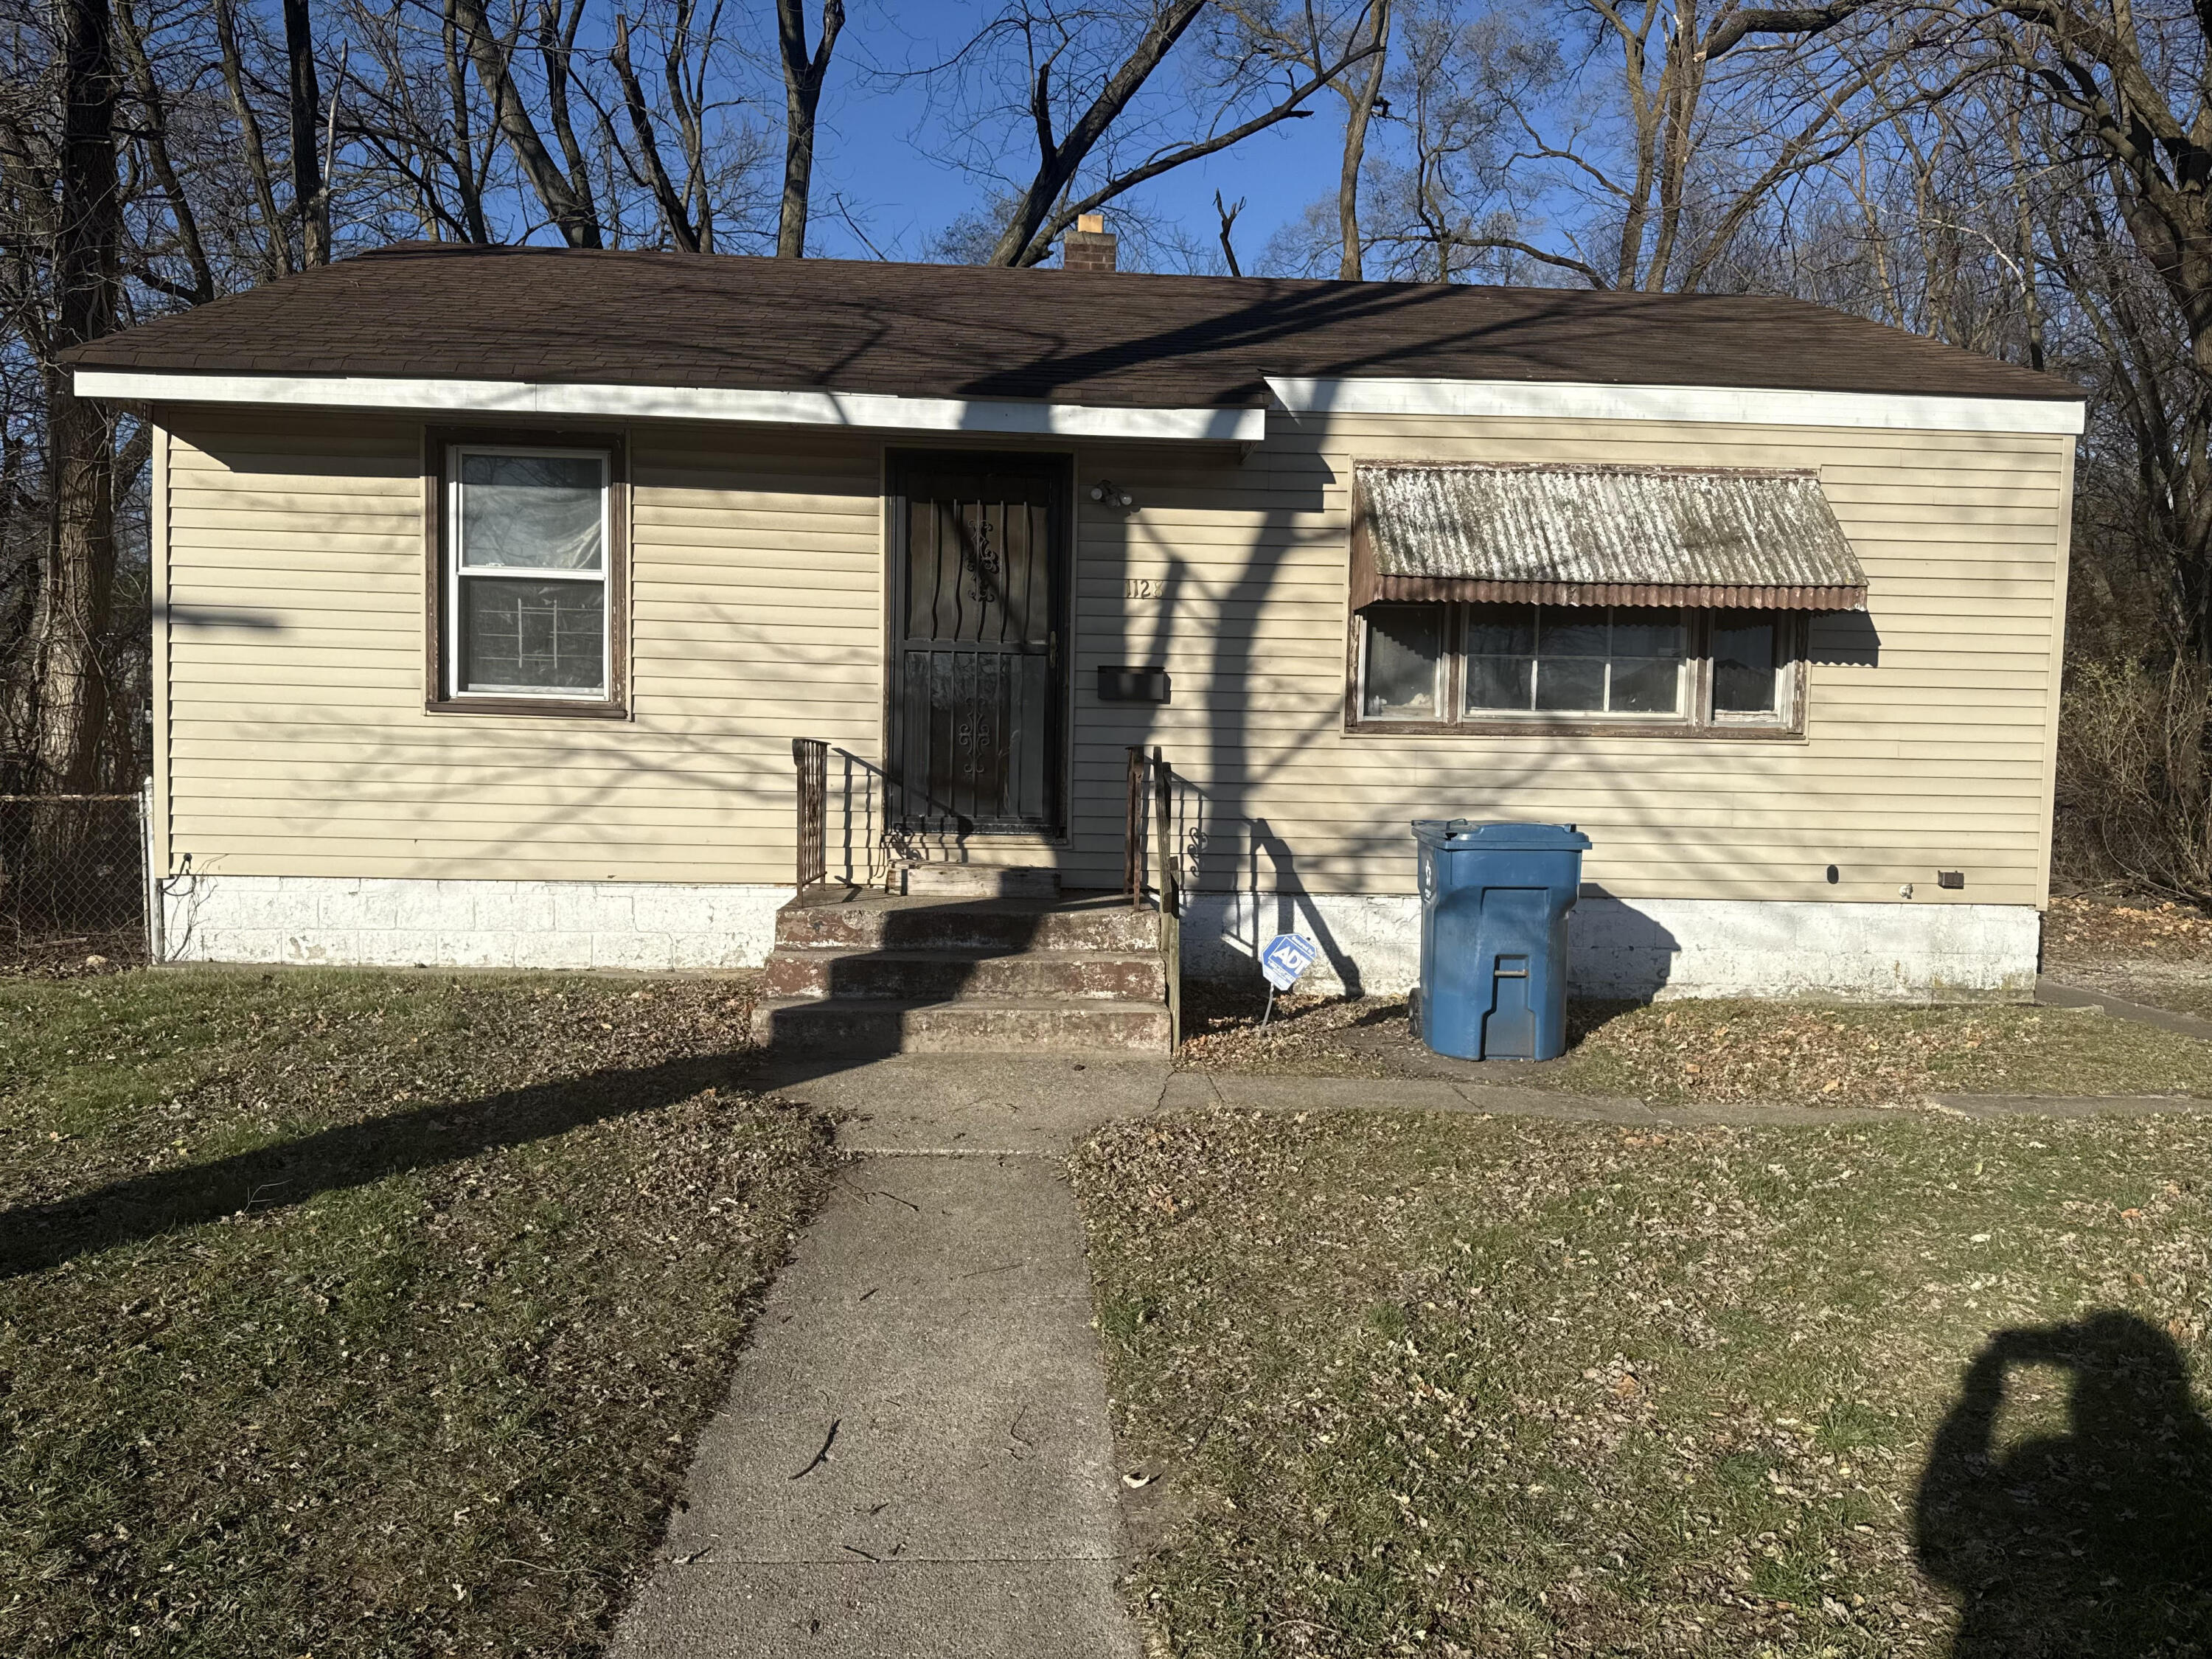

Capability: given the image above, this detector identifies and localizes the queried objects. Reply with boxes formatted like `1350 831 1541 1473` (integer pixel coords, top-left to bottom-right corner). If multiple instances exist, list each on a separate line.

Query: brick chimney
1062 212 1117 273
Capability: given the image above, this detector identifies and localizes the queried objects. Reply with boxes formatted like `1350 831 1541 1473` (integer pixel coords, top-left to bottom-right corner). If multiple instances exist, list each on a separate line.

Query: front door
886 452 1070 837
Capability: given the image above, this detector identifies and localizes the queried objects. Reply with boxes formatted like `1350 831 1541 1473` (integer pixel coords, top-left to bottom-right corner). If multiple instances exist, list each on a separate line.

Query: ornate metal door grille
887 453 1069 836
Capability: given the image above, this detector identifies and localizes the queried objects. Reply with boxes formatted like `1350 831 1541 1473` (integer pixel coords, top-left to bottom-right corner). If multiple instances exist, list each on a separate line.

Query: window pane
1713 613 1781 714
1466 655 1534 712
1537 610 1609 658
1362 605 1443 717
1534 655 1606 712
1610 656 1682 714
1464 602 1536 656
1611 609 1686 660
459 453 604 570
460 576 605 693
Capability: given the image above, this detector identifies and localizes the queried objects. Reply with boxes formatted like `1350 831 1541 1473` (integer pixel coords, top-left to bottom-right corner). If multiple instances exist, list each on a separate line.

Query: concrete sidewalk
610 1047 2211 1658
608 1057 1166 1659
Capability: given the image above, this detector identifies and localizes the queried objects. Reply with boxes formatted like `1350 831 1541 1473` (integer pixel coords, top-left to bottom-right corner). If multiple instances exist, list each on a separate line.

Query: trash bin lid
1411 818 1591 852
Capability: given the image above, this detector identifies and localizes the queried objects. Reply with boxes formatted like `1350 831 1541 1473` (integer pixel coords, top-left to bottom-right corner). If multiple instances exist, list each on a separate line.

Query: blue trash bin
1413 820 1590 1061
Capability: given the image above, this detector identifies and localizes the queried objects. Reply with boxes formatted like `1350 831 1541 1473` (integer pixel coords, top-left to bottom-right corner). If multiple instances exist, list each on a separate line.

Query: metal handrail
1146 746 1183 1048
792 738 828 898
793 742 985 897
1123 746 1147 908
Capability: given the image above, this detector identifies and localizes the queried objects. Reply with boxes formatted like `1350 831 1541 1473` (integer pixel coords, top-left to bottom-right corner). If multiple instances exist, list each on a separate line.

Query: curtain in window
459 454 603 570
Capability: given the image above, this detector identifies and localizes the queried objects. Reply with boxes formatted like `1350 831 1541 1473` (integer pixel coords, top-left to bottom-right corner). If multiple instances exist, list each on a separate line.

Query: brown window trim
423 425 630 718
1343 605 1809 740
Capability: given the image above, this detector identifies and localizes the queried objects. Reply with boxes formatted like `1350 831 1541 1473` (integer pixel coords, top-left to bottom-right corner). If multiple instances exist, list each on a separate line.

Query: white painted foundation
161 873 2042 1003
161 874 791 971
1183 892 2042 1003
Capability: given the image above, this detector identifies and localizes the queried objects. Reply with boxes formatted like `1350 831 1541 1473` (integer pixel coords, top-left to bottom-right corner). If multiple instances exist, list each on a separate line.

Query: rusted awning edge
1357 574 1869 611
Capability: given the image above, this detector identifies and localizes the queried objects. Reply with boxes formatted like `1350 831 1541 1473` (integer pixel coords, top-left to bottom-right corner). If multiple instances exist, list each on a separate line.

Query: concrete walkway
2037 973 2212 1041
610 1043 2212 1658
608 1056 1166 1659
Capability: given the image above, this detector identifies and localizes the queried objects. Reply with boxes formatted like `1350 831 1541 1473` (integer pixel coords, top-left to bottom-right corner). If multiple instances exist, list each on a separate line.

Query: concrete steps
754 996 1172 1054
763 947 1164 1002
752 888 1170 1054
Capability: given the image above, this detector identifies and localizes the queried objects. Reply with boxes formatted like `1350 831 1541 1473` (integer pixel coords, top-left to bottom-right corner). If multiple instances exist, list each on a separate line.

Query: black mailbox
1097 665 1170 703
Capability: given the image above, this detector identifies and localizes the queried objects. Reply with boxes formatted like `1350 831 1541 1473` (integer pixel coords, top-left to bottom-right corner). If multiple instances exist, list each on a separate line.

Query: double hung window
432 437 625 714
1354 602 1800 733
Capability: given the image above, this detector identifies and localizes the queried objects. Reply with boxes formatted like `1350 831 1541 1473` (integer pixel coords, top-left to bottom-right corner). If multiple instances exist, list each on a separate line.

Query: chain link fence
0 790 153 974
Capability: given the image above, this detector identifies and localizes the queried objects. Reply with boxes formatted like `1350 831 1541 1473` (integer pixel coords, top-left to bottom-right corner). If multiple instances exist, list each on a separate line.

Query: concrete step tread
785 896 1150 918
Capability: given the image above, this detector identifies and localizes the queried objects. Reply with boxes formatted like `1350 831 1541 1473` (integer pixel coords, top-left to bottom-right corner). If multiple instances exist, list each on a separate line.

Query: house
68 233 2084 1033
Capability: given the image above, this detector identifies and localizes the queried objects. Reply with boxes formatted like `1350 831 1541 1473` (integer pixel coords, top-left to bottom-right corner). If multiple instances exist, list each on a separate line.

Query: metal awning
1352 462 1868 611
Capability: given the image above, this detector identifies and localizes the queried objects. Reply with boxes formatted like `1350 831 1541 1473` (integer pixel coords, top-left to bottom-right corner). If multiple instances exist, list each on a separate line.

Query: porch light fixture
1090 481 1133 507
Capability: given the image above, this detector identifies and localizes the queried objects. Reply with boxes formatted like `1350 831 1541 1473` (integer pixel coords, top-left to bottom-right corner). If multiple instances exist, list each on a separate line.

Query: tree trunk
448 0 602 247
776 0 844 257
1337 0 1390 280
283 0 329 265
26 0 124 794
213 0 293 277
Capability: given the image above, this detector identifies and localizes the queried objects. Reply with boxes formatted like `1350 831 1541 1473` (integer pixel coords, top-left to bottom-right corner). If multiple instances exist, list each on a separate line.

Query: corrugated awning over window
1352 462 1868 611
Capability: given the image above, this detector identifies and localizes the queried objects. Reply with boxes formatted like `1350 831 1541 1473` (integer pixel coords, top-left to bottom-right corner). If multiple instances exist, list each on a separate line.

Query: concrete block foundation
1180 892 2041 1004
159 874 2042 1003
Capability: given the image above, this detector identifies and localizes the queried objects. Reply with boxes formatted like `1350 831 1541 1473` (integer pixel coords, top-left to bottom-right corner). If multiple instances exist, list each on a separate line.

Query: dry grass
2043 893 2212 967
2042 893 2212 1020
0 967 832 1657
1179 983 2212 1105
1075 1106 2212 1658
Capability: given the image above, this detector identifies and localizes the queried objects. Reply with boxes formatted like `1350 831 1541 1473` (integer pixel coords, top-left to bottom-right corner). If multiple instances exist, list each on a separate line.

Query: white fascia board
1265 375 2087 436
73 369 1268 443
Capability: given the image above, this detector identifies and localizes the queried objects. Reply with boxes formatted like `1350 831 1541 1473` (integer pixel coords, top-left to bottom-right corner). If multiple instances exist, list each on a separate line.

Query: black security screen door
887 452 1070 836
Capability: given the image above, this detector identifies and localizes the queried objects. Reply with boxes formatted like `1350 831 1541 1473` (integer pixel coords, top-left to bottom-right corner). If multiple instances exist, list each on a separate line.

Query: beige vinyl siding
159 402 2070 911
161 410 884 883
1060 414 2073 908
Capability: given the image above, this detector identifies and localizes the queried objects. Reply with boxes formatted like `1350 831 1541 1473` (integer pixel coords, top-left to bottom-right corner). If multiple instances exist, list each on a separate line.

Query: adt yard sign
1260 932 1319 991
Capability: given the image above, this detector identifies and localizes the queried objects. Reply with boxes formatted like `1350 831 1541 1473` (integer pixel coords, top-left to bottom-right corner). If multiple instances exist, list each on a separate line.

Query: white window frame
445 443 612 701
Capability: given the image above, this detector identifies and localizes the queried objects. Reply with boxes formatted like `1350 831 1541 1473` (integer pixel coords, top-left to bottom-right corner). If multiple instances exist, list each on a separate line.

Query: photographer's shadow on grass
1915 1312 2212 1656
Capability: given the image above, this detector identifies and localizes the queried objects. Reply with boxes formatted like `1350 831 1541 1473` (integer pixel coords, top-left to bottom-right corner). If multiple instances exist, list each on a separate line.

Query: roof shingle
65 242 2079 409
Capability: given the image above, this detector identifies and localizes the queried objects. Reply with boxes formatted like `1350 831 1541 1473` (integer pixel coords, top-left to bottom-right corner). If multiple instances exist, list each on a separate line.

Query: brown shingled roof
65 242 2079 408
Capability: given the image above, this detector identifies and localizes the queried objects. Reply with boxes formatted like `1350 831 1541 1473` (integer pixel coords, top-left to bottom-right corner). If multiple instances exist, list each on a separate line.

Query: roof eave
1267 375 2085 434
71 369 1269 444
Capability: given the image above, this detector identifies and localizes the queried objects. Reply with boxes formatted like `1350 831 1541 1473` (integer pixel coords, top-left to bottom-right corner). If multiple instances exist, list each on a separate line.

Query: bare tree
1225 0 1394 276
1213 185 1245 271
214 0 295 275
16 0 123 792
775 0 842 256
925 0 1384 268
446 0 602 243
284 0 330 262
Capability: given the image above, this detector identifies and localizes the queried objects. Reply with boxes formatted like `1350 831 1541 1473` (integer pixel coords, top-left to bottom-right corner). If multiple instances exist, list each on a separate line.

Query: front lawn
1180 987 2212 1105
0 967 831 1657
1074 1106 2212 1657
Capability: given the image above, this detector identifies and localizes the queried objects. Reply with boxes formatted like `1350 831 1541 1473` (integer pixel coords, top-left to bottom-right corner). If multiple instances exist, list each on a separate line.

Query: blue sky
783 2 1351 267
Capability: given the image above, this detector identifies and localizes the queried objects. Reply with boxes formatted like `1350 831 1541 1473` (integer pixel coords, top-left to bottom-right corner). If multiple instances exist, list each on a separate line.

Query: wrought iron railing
792 738 829 899
1123 745 1147 908
791 742 984 900
1125 745 1184 1046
